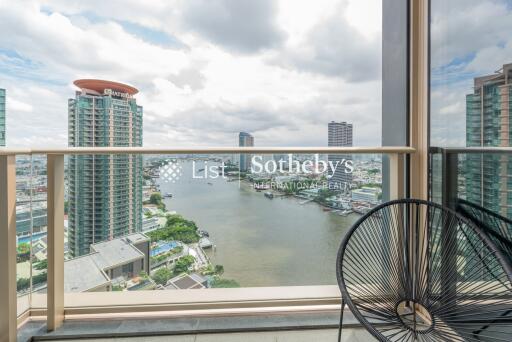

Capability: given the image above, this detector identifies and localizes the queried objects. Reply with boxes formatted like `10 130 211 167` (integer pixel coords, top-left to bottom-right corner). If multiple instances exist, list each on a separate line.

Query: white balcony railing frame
0 146 413 337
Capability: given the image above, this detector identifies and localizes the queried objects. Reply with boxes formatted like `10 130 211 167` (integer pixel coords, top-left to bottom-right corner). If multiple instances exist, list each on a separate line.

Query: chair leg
338 298 344 342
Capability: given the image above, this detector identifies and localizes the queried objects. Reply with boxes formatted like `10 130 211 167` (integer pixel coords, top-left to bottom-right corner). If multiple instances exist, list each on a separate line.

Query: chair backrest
337 199 512 342
457 199 512 265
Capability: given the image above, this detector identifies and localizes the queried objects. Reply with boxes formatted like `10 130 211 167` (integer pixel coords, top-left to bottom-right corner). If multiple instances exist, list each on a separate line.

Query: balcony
1 0 470 339
1 146 411 341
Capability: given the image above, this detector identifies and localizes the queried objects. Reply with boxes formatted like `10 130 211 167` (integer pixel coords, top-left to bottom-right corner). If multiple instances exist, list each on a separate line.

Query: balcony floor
18 310 376 341
44 329 374 341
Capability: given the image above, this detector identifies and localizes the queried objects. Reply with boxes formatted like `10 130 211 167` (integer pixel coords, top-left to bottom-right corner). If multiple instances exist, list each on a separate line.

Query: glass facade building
238 132 254 172
0 88 5 146
465 64 512 217
68 80 143 257
328 121 353 191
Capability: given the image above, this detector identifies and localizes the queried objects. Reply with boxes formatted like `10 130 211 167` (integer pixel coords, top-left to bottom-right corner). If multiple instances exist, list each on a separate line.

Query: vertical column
409 0 429 200
382 0 409 201
389 153 405 200
47 154 65 331
0 154 17 342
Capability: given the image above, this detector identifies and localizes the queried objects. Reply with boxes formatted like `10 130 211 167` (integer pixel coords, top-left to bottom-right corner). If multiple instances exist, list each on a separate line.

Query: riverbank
158 160 359 287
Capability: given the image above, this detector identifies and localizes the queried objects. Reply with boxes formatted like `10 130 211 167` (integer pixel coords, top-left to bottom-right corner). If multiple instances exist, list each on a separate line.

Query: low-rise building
351 187 380 203
164 273 208 290
64 233 150 293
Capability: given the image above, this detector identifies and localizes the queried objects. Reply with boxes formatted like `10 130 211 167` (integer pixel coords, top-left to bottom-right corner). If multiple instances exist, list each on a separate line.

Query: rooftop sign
103 88 133 99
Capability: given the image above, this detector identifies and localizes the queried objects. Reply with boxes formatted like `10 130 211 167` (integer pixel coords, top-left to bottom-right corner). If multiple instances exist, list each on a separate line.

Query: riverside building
328 121 353 191
68 79 143 257
465 63 512 217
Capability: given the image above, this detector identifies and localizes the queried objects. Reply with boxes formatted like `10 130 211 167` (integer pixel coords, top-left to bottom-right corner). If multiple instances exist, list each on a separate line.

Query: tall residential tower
68 79 143 257
328 121 353 191
0 88 5 146
239 132 254 172
465 63 512 217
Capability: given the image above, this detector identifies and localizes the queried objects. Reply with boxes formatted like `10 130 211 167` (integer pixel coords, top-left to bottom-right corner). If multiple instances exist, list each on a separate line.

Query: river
158 160 360 287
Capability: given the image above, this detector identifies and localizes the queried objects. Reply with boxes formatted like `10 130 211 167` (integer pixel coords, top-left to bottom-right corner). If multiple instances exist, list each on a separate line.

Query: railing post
0 154 17 342
47 154 64 331
389 153 405 200
441 151 459 209
440 150 458 308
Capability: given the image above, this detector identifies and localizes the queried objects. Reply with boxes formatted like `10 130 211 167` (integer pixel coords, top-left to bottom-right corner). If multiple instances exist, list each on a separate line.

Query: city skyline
68 79 144 256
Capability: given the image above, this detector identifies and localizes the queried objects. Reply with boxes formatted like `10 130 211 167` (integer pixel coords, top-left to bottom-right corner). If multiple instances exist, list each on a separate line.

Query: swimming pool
17 231 47 245
151 241 179 257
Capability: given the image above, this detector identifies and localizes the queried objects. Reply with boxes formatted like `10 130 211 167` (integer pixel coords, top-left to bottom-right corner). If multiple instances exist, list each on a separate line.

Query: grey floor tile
275 328 375 342
194 331 278 342
45 329 376 342
76 336 196 342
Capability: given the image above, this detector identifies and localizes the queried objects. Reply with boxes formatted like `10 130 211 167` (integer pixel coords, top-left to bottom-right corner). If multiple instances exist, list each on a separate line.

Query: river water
158 160 360 287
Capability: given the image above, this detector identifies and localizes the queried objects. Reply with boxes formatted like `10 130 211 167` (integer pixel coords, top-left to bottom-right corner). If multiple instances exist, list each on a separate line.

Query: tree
211 278 240 288
152 267 172 285
214 265 224 276
146 192 166 210
146 215 200 243
17 278 30 291
149 192 162 205
173 255 195 276
34 259 48 270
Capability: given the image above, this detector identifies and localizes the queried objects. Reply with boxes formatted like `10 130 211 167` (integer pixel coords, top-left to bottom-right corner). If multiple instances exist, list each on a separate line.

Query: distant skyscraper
68 79 143 257
465 63 512 217
239 132 254 172
328 121 353 191
0 88 5 146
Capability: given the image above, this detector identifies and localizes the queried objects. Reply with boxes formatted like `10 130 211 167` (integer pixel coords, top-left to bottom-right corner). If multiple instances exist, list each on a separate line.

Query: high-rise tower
0 88 5 146
328 121 353 191
465 63 512 217
68 79 143 257
239 132 254 172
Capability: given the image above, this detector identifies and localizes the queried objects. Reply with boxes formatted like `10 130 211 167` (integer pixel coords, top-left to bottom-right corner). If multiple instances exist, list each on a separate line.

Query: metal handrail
0 146 415 155
431 146 512 154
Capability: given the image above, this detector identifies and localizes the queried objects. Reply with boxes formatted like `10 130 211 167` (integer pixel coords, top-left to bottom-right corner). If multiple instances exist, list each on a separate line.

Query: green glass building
68 80 143 257
0 88 5 146
465 63 512 217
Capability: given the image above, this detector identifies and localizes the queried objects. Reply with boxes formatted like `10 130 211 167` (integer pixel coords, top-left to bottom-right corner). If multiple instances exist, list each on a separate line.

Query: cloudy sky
1 0 508 148
0 0 382 148
431 0 512 146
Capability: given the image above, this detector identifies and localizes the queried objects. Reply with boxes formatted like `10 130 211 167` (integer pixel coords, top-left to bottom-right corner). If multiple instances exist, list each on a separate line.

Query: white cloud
0 0 382 148
7 98 33 113
274 1 381 82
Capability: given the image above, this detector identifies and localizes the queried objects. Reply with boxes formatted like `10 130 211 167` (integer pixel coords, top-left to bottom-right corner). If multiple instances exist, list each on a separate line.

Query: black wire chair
336 199 512 341
457 199 512 266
